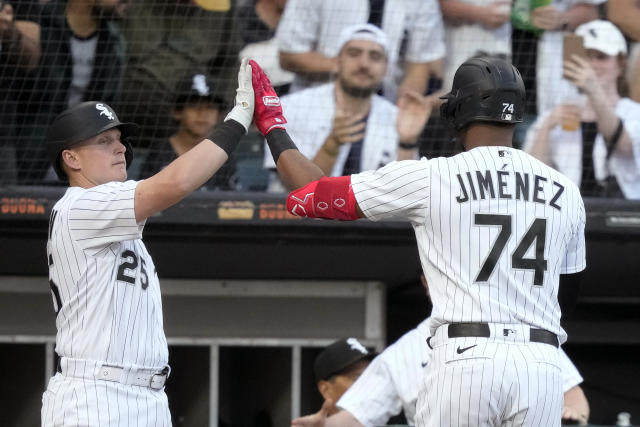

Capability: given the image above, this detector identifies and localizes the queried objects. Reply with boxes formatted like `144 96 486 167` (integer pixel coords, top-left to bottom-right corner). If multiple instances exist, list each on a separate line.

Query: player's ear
317 380 332 401
61 149 81 172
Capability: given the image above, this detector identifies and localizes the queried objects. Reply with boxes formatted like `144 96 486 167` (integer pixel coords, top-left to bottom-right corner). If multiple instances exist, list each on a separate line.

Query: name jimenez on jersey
455 169 564 210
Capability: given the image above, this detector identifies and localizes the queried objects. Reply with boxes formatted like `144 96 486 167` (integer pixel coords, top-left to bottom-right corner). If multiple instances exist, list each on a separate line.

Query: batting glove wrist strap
224 58 254 133
210 119 244 156
250 59 287 136
266 129 298 164
287 176 359 221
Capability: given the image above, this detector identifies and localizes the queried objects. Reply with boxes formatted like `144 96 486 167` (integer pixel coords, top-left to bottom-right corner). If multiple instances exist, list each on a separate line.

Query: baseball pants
415 323 563 427
42 371 171 426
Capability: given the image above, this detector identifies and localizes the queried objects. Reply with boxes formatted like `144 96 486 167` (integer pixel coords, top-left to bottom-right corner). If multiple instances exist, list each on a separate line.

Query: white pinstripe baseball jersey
47 180 168 368
337 317 584 427
352 146 586 344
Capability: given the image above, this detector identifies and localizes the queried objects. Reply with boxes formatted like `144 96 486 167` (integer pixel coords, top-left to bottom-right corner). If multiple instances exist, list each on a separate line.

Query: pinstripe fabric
42 373 172 426
416 339 563 427
43 180 171 426
351 148 586 340
337 316 582 427
351 146 586 426
338 319 431 426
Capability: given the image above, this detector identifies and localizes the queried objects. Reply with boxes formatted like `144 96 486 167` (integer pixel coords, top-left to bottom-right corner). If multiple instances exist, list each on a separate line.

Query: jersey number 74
474 213 547 286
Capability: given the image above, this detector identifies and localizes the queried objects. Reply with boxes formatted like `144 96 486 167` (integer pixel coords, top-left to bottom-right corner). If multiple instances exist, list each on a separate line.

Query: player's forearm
277 149 325 190
264 128 325 190
279 51 337 76
135 121 242 221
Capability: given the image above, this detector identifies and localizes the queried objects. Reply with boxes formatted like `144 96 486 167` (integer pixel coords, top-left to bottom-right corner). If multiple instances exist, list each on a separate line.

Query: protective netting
0 0 638 198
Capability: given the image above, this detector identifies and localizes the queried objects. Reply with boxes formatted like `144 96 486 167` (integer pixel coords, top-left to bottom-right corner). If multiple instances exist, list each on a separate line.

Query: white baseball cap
575 20 627 56
336 23 389 55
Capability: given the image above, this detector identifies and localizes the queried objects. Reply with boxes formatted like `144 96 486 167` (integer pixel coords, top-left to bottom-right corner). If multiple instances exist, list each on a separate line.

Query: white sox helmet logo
95 103 115 121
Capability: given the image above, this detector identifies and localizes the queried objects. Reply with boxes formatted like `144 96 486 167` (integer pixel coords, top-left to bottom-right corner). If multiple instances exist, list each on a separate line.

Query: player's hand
531 5 566 31
478 1 512 29
563 55 599 96
396 90 431 144
224 58 255 133
291 399 332 427
250 59 287 135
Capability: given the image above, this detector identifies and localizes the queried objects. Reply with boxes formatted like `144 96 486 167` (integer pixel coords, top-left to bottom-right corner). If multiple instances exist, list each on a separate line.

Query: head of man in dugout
46 101 139 184
313 337 376 415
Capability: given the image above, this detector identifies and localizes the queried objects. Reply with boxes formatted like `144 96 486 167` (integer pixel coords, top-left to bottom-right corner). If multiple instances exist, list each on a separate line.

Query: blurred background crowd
0 0 639 199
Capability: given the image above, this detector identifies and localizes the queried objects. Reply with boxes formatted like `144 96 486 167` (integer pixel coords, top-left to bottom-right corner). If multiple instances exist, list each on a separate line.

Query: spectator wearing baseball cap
138 72 234 189
264 23 432 193
275 0 445 101
525 20 640 199
313 338 375 416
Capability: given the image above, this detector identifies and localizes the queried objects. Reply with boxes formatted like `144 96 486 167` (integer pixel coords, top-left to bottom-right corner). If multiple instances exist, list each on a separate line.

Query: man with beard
14 0 127 184
263 24 432 192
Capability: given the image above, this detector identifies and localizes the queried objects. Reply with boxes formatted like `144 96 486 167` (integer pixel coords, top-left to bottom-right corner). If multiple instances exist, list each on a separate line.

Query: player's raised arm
134 59 255 222
250 60 324 190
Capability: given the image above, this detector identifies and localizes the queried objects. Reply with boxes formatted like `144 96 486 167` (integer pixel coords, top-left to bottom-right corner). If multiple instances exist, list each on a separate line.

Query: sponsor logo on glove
262 96 281 107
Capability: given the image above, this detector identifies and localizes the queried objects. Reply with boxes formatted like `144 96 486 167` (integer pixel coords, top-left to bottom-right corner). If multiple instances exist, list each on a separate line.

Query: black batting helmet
46 101 139 180
440 56 525 132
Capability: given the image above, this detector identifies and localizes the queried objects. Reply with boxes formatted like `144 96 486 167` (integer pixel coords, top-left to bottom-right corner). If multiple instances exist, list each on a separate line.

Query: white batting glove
224 57 254 133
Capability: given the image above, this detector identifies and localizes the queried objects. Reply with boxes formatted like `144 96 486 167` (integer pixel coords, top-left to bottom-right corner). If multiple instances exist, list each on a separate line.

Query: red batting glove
250 59 287 135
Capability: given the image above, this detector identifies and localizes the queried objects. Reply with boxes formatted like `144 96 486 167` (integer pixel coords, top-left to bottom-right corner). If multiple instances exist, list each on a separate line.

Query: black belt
447 323 559 348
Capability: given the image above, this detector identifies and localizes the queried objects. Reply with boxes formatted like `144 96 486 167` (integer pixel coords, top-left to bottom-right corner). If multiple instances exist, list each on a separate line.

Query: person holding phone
524 20 640 199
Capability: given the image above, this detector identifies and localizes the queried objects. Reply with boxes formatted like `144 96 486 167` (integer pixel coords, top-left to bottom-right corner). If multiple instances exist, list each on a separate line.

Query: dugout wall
0 189 639 425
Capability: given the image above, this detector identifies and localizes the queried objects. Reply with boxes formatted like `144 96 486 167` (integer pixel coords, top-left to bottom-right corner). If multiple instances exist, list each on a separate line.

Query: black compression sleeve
210 120 245 156
266 129 298 164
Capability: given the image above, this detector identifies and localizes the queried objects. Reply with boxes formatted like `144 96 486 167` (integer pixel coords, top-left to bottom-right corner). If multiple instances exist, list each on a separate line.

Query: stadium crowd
0 0 639 199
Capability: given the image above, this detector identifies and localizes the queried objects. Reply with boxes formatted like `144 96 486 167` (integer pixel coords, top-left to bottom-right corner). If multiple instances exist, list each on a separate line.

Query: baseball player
292 275 589 427
283 56 586 427
40 59 316 426
292 318 589 426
